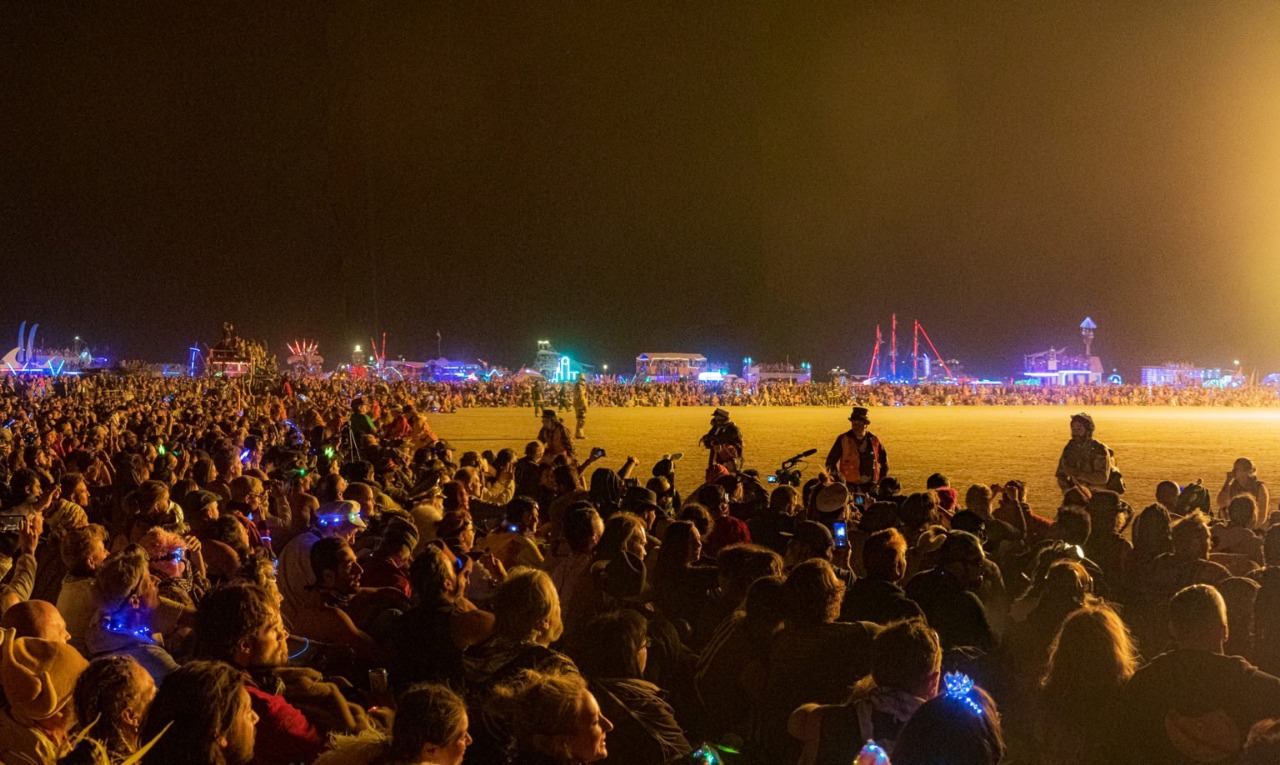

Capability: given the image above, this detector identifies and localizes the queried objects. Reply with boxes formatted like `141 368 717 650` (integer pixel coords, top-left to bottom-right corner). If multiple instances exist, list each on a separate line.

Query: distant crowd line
319 378 1280 412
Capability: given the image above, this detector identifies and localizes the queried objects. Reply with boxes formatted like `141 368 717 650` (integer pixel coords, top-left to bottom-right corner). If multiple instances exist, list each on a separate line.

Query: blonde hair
1172 510 1211 558
491 568 563 644
1042 603 1137 697
490 668 590 759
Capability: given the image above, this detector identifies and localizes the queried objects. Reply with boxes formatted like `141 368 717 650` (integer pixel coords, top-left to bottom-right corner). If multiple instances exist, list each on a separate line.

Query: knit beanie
0 628 88 723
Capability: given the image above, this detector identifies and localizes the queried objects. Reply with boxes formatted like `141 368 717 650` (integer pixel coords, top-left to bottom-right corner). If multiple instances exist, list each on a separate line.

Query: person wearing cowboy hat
1054 412 1118 494
699 408 743 473
825 407 888 494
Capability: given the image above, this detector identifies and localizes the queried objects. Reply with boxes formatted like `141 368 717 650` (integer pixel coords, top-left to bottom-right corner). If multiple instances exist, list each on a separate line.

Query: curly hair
138 527 185 561
139 660 248 765
193 583 278 662
69 655 152 761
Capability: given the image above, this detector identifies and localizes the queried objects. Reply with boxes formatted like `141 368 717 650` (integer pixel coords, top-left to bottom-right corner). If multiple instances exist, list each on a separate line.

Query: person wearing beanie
0 627 90 763
84 547 180 684
825 407 888 494
1055 412 1119 494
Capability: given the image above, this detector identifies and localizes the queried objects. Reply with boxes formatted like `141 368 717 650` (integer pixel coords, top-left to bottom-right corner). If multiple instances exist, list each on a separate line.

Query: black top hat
849 406 871 423
541 408 557 419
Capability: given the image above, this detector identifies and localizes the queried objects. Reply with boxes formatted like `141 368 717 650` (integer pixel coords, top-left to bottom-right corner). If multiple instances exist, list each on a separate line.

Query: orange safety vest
838 432 882 485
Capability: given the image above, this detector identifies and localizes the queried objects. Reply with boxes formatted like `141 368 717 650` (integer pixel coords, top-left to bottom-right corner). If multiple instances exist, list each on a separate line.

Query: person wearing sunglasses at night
139 526 209 609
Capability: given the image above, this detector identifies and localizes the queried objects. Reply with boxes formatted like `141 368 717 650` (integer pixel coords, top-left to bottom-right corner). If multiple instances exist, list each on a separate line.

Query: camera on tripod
768 448 817 487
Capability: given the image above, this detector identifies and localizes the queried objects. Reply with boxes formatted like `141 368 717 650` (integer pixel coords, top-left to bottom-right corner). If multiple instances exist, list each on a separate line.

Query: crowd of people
0 372 1275 763
308 377 1280 412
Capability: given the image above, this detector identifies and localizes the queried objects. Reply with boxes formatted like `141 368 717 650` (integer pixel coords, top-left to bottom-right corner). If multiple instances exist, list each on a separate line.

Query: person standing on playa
572 375 588 440
700 408 743 473
825 406 887 495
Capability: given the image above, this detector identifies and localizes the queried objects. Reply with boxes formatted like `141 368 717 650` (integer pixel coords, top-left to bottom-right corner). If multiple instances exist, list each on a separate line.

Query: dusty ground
430 405 1280 513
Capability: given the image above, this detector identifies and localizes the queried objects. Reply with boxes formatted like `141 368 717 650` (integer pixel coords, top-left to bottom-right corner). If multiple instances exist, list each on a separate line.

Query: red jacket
245 684 325 765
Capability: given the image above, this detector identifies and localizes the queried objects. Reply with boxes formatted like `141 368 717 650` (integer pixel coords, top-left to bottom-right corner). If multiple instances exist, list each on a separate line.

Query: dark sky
4 2 1280 377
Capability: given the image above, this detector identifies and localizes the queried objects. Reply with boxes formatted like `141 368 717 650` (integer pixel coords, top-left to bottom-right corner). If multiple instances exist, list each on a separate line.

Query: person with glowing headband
891 672 1005 765
85 546 180 685
277 500 365 628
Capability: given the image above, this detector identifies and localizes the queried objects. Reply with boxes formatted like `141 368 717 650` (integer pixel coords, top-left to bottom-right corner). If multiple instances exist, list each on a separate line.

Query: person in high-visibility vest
825 406 887 494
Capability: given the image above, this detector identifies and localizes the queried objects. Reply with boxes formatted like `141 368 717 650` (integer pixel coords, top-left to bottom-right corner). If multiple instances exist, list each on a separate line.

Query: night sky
4 2 1280 378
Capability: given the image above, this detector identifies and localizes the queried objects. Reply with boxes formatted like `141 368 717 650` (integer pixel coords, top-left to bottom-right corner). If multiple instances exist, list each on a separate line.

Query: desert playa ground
430 405 1280 513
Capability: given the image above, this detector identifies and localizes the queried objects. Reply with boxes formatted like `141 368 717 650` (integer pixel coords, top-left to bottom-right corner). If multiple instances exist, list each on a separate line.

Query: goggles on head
317 512 361 528
149 549 185 565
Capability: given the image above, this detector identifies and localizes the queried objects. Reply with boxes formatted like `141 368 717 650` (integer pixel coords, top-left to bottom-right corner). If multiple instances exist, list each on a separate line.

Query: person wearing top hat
1055 412 1117 494
700 408 743 473
825 407 888 494
537 408 575 464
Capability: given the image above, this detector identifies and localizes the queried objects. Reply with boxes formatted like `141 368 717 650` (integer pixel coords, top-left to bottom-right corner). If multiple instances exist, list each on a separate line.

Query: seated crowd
0 375 1276 764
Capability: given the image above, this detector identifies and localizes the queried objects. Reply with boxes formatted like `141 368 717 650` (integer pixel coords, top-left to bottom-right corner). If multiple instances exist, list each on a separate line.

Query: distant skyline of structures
0 316 1270 386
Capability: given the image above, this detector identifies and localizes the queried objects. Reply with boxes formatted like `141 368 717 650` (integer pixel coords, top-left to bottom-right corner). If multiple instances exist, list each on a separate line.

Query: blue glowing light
944 672 983 716
103 617 155 644
858 741 890 764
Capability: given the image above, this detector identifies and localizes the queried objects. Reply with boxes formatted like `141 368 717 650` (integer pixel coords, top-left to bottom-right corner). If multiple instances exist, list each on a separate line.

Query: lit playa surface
432 406 1280 513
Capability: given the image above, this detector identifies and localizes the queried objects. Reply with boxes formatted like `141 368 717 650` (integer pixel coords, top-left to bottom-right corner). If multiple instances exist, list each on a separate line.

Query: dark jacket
1123 648 1280 764
905 567 996 653
590 677 691 765
841 577 923 625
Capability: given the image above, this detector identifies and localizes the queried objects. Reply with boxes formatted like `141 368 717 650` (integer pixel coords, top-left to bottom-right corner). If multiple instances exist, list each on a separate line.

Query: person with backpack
1055 413 1121 494
789 618 941 763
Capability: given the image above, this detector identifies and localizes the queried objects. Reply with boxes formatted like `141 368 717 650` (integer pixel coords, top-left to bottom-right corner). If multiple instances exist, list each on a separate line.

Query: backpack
1176 479 1212 516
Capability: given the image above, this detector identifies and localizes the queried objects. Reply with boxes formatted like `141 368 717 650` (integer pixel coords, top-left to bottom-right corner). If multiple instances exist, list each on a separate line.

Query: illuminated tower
1080 317 1096 357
